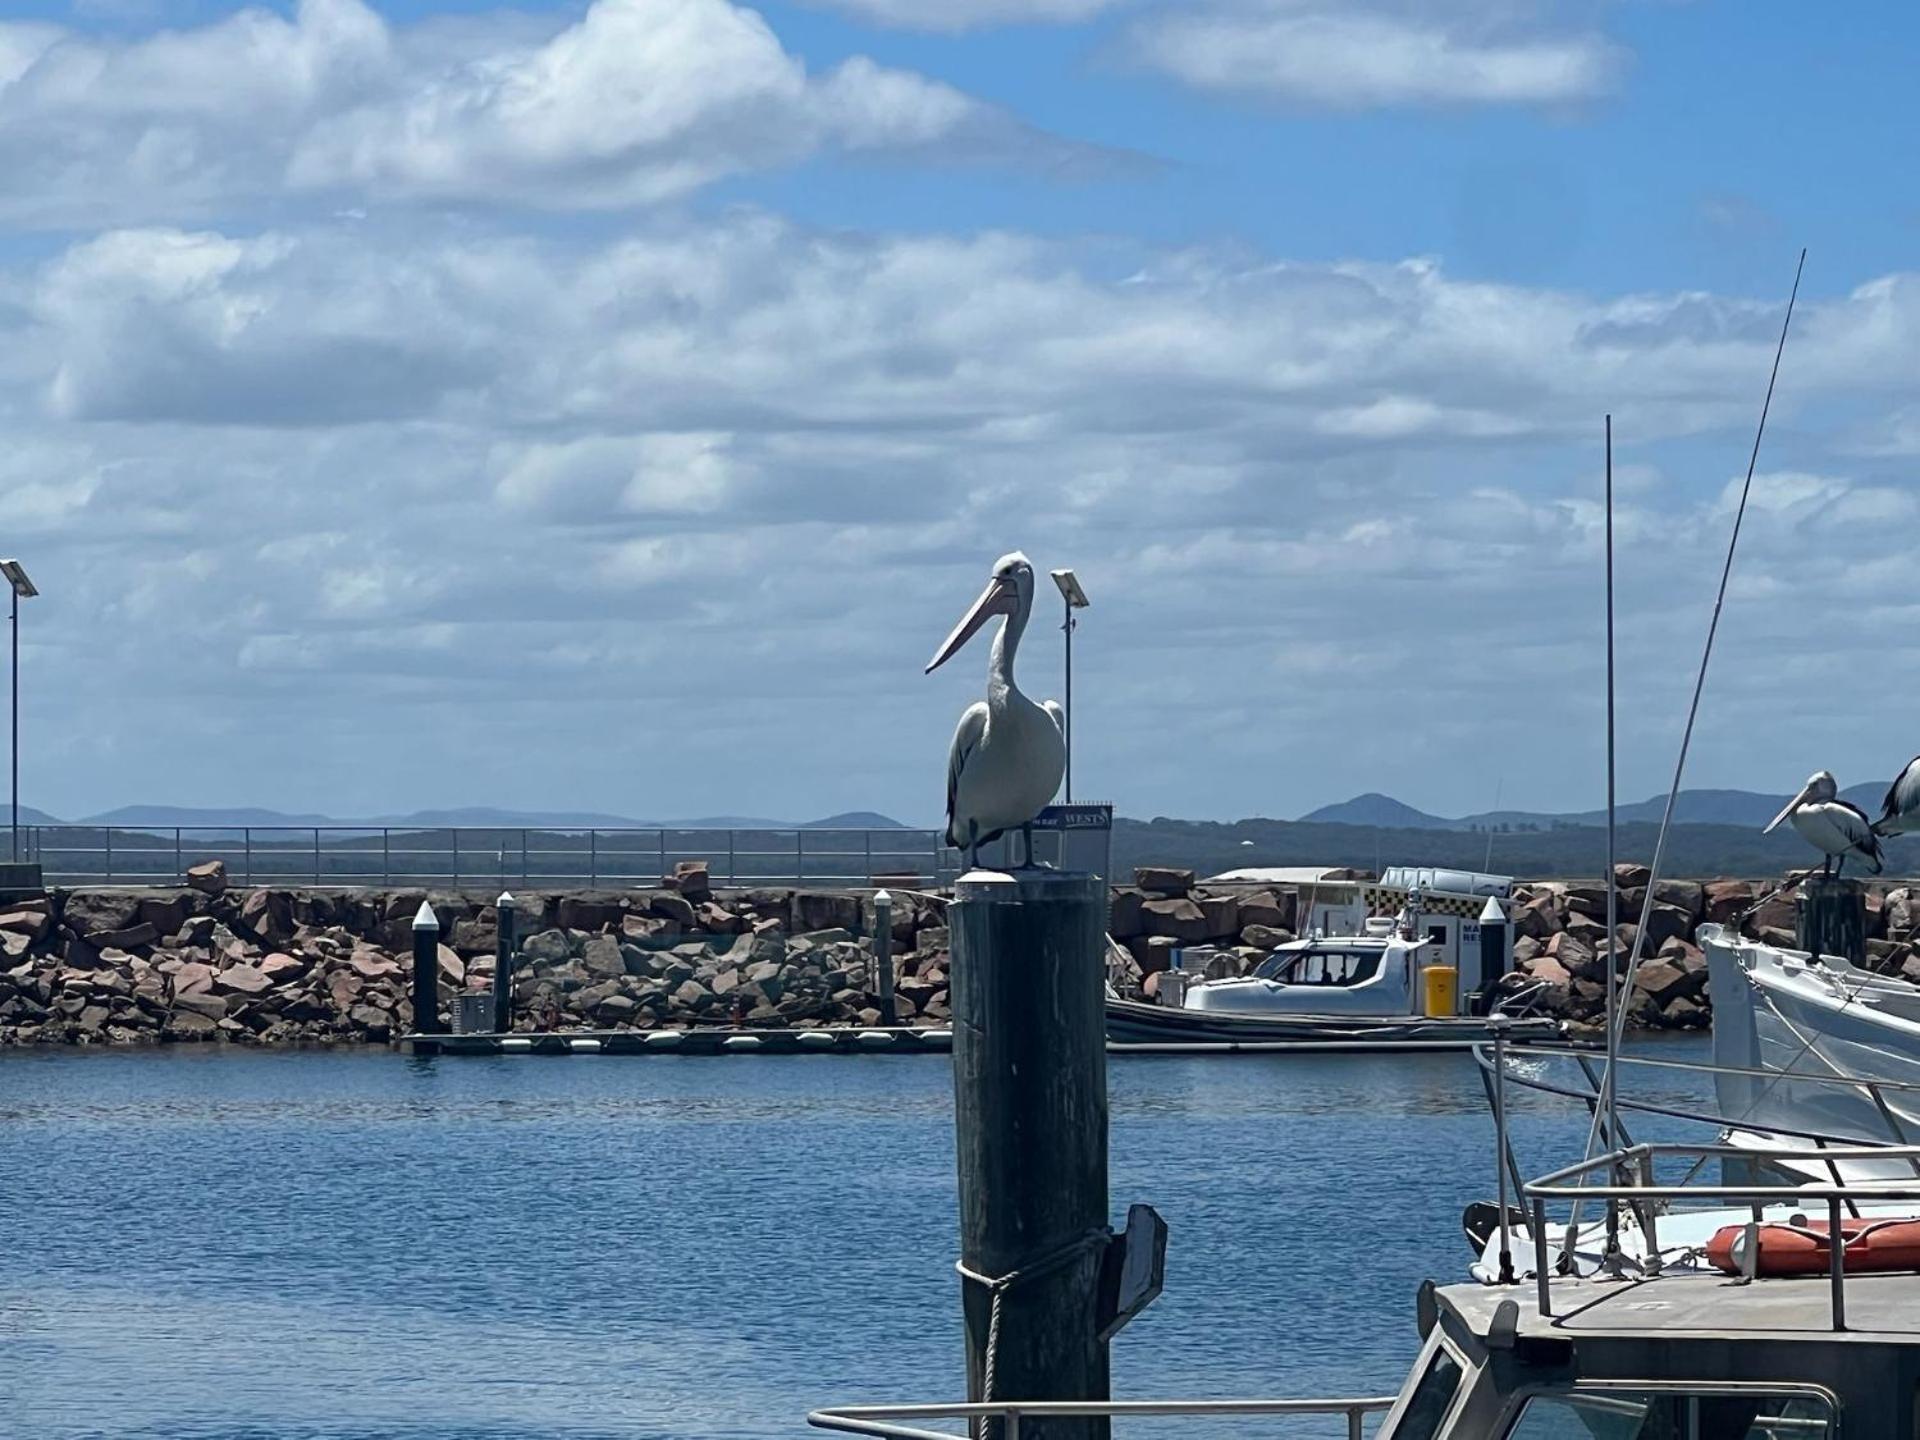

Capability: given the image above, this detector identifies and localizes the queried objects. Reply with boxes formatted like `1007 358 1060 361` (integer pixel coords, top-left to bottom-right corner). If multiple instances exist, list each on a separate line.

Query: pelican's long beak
925 576 1015 674
1765 784 1814 834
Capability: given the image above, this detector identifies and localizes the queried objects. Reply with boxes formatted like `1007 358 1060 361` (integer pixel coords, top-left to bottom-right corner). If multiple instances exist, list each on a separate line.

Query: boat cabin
1378 1270 1920 1440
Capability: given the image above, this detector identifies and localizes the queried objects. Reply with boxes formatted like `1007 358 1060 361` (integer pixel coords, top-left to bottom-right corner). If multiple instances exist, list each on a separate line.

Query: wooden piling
950 868 1109 1440
494 891 518 1035
873 888 897 1027
1798 877 1866 965
411 901 443 1035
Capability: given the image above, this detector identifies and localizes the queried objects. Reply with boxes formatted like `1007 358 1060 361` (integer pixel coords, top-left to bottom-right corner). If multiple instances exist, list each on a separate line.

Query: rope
954 1225 1111 1433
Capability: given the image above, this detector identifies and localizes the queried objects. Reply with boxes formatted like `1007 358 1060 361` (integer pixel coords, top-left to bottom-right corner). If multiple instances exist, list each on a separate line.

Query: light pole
1049 568 1089 803
0 560 35 863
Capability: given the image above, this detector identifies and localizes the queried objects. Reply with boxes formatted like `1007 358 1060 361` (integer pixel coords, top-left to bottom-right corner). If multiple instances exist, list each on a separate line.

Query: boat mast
1603 413 1621 1263
1572 251 1807 1259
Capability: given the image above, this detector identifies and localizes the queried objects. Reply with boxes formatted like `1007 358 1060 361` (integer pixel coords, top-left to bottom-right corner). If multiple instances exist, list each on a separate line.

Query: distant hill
4 804 67 827
1303 784 1892 835
1115 813 1916 882
60 805 907 832
83 805 338 828
1298 793 1456 829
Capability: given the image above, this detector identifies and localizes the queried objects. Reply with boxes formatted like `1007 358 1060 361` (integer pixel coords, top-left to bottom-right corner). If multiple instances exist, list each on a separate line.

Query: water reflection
0 1041 1714 1439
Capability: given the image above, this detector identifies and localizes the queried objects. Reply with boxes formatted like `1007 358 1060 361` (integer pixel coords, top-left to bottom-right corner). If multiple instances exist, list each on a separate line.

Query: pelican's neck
988 596 1028 702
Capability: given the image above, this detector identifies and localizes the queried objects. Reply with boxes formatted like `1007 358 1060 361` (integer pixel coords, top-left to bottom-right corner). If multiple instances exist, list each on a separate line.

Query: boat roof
1442 1271 1920 1343
1204 867 1365 885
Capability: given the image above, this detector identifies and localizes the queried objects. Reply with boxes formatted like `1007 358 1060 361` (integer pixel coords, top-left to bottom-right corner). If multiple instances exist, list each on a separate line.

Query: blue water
0 1044 1714 1439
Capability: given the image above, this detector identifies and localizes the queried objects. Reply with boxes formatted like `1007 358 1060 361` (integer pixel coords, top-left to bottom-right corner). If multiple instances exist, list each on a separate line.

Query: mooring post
1476 894 1509 1016
1798 876 1866 965
411 900 443 1035
951 868 1109 1440
872 887 897 1026
494 890 518 1034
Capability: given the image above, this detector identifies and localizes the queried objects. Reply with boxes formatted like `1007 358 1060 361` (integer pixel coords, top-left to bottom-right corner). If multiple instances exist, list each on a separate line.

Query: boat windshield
1252 946 1384 986
1501 1388 1833 1440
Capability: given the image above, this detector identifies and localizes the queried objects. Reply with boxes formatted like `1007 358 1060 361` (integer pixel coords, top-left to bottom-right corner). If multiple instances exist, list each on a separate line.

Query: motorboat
1106 866 1566 1049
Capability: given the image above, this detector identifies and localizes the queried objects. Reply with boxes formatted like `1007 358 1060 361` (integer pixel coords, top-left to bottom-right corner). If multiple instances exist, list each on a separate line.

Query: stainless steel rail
808 1395 1399 1440
1522 1141 1920 1331
24 824 956 889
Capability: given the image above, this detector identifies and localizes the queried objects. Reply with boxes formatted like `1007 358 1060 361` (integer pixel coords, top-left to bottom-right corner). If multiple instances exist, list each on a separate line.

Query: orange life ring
1705 1216 1920 1276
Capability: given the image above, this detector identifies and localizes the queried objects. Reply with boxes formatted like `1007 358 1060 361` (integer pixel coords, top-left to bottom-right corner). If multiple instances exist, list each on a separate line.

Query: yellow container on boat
1422 964 1459 1018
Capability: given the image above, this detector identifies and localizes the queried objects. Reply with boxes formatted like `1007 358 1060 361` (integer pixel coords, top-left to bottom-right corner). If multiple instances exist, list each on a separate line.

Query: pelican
1764 770 1885 876
1874 754 1920 837
926 551 1065 870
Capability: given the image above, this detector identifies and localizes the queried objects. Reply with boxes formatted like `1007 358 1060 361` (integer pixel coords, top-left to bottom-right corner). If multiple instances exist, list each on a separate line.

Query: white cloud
1124 1 1624 108
797 0 1124 31
10 208 1920 820
0 0 1071 225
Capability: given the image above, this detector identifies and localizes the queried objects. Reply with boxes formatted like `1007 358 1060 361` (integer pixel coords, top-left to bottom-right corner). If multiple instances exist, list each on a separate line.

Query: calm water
0 1043 1713 1439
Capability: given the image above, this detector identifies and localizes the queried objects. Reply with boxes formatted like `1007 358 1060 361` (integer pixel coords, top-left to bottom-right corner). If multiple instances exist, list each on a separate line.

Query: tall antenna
1578 250 1808 1232
1602 413 1620 1263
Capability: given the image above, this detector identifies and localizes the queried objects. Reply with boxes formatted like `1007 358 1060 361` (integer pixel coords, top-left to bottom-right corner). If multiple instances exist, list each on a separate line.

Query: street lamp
1049 568 1090 803
0 560 36 862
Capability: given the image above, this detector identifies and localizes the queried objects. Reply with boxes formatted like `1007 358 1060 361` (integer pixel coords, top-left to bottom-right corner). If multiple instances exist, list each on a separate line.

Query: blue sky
1 0 1917 825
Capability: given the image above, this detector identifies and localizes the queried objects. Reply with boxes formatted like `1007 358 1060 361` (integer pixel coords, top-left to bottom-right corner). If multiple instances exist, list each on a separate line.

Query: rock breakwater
0 870 951 1047
1102 863 1920 1032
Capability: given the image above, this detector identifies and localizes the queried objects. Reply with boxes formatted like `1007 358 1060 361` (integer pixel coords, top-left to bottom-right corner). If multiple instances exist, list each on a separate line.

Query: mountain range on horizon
6 784 1904 838
6 805 913 832
1298 784 1897 833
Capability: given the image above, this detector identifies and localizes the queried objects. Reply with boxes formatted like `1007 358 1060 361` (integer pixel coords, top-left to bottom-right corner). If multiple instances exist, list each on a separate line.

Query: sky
2 0 1918 825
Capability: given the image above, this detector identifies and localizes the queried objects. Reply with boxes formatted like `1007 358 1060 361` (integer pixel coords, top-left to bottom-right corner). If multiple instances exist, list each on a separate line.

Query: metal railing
808 1396 1399 1440
1523 1140 1920 1331
21 824 958 890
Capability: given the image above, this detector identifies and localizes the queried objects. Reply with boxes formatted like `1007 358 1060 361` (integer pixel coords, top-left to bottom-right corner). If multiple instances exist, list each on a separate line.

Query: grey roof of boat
1441 1272 1920 1342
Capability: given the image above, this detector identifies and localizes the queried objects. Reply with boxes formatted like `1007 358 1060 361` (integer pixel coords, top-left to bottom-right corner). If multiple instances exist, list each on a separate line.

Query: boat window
1502 1389 1833 1440
1252 948 1383 985
1391 1342 1464 1440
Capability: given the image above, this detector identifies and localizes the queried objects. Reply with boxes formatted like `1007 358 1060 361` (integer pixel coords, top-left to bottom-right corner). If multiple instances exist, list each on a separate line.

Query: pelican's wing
1837 800 1886 873
945 701 989 847
1877 756 1920 834
1042 699 1064 733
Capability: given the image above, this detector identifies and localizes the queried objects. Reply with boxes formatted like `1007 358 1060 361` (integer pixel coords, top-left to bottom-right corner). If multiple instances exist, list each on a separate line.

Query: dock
404 1024 954 1056
402 1025 1585 1056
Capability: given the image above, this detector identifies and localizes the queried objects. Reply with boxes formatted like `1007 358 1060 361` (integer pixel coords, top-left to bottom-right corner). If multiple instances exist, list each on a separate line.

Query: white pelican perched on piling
1874 755 1920 837
1765 770 1885 876
926 552 1065 870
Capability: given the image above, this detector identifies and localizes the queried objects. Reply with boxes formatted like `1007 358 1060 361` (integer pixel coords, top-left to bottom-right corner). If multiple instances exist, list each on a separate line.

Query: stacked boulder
1107 867 1296 980
1497 866 1920 1030
0 862 950 1047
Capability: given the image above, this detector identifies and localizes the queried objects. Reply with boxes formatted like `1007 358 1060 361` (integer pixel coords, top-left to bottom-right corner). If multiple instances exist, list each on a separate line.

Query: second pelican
1765 770 1885 877
926 552 1065 870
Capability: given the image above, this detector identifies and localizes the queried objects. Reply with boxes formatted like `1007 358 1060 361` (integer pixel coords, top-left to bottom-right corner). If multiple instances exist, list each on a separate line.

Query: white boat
1107 866 1565 1047
1703 919 1920 1172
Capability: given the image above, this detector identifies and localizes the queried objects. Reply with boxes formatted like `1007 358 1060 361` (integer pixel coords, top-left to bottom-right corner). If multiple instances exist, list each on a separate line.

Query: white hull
1704 922 1920 1171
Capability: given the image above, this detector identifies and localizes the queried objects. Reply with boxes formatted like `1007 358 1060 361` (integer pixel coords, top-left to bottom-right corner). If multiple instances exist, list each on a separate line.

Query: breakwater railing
18 824 956 889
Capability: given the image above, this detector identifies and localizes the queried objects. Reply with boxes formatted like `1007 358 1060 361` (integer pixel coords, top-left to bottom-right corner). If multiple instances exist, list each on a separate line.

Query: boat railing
1522 1140 1920 1330
807 1395 1399 1440
1478 1040 1920 1152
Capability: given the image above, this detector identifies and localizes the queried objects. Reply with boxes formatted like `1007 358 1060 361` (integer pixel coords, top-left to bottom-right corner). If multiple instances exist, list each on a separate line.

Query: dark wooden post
411 900 443 1035
494 890 517 1034
872 888 897 1026
1798 877 1866 964
1476 894 1509 1015
950 869 1109 1440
